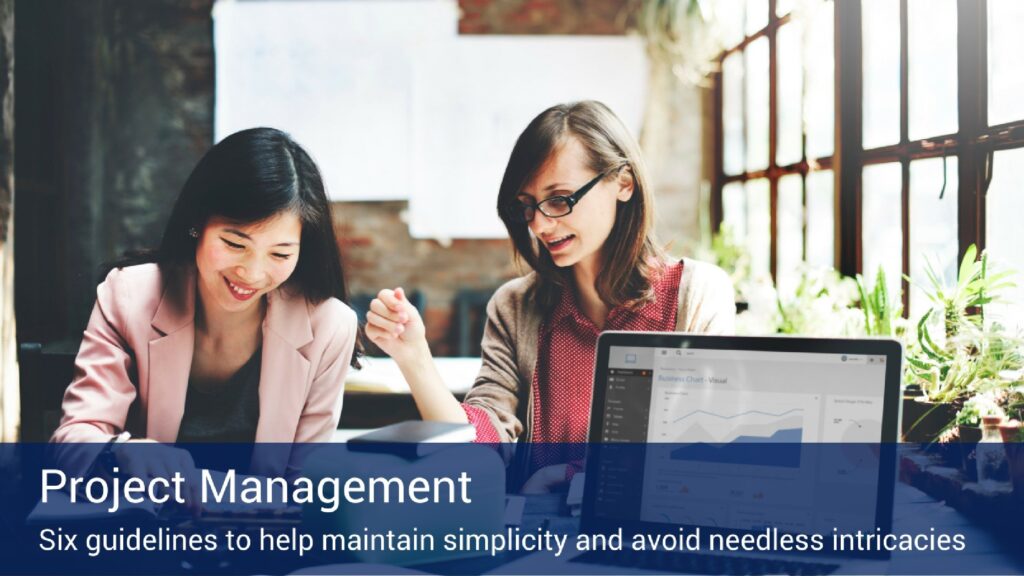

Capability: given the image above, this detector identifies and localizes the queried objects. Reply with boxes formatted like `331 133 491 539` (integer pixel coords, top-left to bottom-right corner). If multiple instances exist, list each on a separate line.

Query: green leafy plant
775 267 861 336
856 266 903 337
918 244 1016 339
902 245 1022 444
707 224 749 287
736 265 864 337
637 0 723 86
1003 386 1024 424
955 390 1007 427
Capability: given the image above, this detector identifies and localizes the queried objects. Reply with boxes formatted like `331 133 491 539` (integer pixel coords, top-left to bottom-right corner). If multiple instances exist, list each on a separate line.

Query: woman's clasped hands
365 287 428 363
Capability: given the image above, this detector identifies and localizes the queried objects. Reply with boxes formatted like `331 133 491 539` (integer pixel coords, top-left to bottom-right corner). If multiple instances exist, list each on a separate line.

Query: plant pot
999 422 1024 498
955 425 982 481
902 397 957 444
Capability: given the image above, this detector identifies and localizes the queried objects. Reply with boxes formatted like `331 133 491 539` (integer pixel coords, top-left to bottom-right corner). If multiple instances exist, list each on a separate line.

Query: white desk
331 428 371 443
339 356 483 429
344 356 482 394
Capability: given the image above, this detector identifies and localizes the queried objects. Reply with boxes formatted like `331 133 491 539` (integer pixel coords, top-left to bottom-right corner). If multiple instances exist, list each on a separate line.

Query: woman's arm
294 301 359 442
365 288 468 423
50 268 148 479
679 259 737 335
368 284 531 447
52 269 139 445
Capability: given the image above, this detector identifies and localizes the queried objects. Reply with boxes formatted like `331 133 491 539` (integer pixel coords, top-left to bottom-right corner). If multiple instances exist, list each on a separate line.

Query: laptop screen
585 335 900 553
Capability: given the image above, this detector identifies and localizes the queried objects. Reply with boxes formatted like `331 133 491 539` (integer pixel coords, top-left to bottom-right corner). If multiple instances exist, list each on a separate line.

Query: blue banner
0 442 1021 575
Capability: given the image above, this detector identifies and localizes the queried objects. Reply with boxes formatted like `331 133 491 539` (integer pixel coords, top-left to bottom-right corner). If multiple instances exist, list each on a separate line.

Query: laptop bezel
581 332 903 560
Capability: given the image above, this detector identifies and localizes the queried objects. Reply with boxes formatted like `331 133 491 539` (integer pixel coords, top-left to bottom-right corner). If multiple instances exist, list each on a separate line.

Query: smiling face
194 211 303 315
518 137 633 275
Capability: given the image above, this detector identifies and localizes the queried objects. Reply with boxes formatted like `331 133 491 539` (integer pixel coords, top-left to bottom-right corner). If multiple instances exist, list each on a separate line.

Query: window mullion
957 0 988 259
834 0 863 277
769 0 780 283
712 65 725 235
900 0 910 315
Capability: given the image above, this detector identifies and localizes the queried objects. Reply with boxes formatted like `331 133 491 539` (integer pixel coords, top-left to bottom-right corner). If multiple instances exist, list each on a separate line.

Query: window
712 0 1024 329
859 0 959 314
984 0 1024 332
712 0 835 298
986 148 1024 332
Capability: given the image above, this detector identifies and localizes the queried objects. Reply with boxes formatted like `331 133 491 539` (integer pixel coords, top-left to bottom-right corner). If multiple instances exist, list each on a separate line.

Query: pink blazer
52 263 358 452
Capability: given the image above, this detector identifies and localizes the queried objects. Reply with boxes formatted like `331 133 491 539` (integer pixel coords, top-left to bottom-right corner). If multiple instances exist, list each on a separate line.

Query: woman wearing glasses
367 101 735 492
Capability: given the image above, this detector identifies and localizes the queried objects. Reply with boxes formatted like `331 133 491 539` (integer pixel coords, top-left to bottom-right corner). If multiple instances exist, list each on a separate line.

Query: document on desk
504 495 525 526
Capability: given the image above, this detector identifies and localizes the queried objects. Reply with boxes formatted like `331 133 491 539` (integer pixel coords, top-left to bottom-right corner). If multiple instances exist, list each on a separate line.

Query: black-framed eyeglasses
504 163 628 224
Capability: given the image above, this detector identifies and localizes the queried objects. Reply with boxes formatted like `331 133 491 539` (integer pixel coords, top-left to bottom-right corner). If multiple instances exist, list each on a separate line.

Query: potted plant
902 245 1018 444
736 265 864 337
950 390 1007 480
995 385 1024 496
855 266 902 338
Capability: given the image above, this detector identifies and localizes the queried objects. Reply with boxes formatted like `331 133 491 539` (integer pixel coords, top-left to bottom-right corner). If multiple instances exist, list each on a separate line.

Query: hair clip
188 227 199 239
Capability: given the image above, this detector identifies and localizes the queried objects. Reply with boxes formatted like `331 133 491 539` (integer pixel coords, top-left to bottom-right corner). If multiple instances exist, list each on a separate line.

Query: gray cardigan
463 257 736 444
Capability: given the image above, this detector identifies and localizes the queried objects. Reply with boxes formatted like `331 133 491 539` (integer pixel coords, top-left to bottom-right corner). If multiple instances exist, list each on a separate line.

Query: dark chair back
453 288 496 357
18 341 78 442
349 290 426 325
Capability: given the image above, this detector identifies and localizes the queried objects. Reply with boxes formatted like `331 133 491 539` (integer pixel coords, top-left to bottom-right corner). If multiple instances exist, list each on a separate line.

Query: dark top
177 348 262 445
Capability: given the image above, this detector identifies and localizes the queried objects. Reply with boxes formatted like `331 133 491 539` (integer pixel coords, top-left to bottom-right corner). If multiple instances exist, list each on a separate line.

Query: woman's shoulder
305 296 358 335
676 257 737 334
488 273 540 315
95 263 168 314
100 262 165 290
679 257 733 289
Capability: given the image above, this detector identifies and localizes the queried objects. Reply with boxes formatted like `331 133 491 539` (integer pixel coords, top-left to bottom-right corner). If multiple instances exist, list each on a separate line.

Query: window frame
711 0 1024 313
712 5 830 287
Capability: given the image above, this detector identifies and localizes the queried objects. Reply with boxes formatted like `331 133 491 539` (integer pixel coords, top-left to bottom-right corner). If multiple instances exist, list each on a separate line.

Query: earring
188 227 199 239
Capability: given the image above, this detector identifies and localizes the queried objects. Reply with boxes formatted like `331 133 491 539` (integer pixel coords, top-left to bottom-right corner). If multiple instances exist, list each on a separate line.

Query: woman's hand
521 464 569 494
364 287 468 424
365 287 428 365
115 439 202 515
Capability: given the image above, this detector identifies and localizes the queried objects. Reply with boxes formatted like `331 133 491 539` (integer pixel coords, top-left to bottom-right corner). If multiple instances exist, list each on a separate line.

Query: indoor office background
1 0 1022 442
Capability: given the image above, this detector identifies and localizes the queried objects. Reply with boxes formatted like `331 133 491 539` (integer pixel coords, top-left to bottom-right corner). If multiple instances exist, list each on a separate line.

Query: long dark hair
119 127 362 366
496 101 664 310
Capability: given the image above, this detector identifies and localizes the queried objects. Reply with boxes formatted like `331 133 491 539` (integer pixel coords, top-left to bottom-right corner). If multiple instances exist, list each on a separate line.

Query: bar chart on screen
646 389 823 445
639 389 824 528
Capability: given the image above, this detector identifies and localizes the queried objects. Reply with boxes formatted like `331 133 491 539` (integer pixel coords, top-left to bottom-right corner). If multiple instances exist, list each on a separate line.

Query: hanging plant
635 0 723 87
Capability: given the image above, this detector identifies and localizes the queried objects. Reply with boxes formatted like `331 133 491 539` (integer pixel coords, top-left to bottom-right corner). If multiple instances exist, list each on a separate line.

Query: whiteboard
409 35 648 239
214 0 649 238
213 0 459 201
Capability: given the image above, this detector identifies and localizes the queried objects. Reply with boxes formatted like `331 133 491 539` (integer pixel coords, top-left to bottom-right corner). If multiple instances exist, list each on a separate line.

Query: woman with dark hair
52 127 360 475
367 101 735 492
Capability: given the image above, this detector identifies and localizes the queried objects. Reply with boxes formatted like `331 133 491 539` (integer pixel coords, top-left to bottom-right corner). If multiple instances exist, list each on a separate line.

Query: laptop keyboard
571 548 839 575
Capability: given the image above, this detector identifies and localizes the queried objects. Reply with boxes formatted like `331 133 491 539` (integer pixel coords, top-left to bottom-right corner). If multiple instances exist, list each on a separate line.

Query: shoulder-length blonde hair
496 101 665 310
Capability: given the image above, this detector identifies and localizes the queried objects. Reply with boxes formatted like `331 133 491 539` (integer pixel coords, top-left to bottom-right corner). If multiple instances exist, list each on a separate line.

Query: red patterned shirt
464 260 683 474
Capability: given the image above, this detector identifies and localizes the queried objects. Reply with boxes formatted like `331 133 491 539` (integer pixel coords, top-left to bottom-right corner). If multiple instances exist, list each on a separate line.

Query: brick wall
459 0 639 34
15 0 215 343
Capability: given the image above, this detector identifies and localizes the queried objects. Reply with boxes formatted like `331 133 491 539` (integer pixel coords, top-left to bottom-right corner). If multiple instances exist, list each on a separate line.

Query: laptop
496 332 903 575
